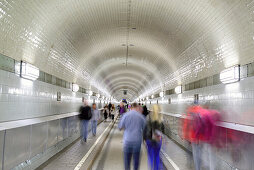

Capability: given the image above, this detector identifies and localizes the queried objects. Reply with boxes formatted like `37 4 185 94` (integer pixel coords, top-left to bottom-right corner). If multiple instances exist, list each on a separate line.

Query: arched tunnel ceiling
1 0 254 101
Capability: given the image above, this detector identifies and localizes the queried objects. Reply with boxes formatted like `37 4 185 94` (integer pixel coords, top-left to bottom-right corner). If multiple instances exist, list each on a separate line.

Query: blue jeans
82 120 89 140
123 142 141 170
146 139 162 170
192 143 201 170
91 120 97 135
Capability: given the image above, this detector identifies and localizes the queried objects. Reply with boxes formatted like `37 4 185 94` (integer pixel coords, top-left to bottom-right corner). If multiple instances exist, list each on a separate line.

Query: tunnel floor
38 116 194 170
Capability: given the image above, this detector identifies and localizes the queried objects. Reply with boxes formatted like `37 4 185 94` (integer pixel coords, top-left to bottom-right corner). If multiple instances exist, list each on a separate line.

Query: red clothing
182 106 218 143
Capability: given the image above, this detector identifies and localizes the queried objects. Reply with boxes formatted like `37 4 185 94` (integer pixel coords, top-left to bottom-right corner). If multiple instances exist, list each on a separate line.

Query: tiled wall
0 69 108 169
0 69 102 122
146 76 254 169
147 75 254 126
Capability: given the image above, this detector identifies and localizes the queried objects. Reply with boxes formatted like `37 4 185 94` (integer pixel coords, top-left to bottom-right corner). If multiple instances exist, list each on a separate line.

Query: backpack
144 120 164 142
79 106 92 120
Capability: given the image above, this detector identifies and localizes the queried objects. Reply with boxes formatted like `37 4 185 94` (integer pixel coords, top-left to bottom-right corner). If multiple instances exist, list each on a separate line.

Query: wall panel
4 126 30 170
0 70 84 122
47 120 59 148
149 76 254 126
60 118 68 140
0 131 4 170
30 122 47 158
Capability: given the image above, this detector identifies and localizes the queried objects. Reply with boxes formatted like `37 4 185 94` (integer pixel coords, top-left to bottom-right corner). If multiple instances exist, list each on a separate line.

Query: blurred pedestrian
118 103 146 170
119 102 126 117
144 104 164 170
108 102 112 118
182 104 203 170
91 103 100 136
111 104 115 120
142 104 149 117
112 104 115 111
103 105 109 121
78 101 92 143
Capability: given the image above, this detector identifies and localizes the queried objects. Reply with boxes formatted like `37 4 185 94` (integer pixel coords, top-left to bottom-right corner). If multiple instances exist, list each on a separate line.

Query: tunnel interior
0 0 254 170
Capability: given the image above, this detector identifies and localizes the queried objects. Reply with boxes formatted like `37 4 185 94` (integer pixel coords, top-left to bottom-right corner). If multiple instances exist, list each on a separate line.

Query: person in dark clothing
79 101 92 142
103 105 109 121
108 103 112 111
119 102 126 117
143 104 164 170
142 104 149 117
108 103 112 118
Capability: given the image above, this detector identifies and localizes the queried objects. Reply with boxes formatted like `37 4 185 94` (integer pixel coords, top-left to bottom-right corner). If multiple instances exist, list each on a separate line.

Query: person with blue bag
143 104 164 170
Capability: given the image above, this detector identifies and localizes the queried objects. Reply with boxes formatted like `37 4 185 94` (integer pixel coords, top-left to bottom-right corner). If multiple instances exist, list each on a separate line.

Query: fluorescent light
151 95 154 99
16 62 39 80
146 97 149 100
88 90 93 96
220 65 240 84
159 91 164 97
175 85 182 94
96 94 100 98
72 83 79 92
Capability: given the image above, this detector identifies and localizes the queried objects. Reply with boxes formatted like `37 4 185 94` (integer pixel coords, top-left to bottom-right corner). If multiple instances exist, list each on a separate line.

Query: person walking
119 102 126 117
108 102 112 117
78 101 92 143
111 104 115 120
142 104 149 117
103 105 109 121
143 104 164 170
118 103 146 170
91 103 100 136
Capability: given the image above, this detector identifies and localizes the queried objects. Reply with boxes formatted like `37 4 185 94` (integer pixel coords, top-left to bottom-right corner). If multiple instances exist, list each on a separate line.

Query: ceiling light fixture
88 90 93 96
220 65 240 84
175 85 182 94
72 83 79 92
16 61 39 81
159 91 164 97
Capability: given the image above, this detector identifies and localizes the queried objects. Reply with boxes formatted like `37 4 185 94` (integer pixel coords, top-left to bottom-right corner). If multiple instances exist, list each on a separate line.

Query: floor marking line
161 150 180 170
74 121 113 170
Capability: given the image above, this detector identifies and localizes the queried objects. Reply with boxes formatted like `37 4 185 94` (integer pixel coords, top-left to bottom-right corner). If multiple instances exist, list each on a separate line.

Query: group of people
118 102 149 117
78 101 100 142
78 100 249 170
118 102 164 170
78 102 117 142
103 103 115 121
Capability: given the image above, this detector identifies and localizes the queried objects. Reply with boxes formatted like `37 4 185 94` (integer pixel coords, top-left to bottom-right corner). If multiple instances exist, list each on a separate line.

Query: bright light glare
96 94 100 98
21 78 33 88
159 91 164 97
175 85 182 94
151 95 154 99
220 65 240 84
146 97 149 100
72 84 79 92
16 62 39 80
88 90 93 96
